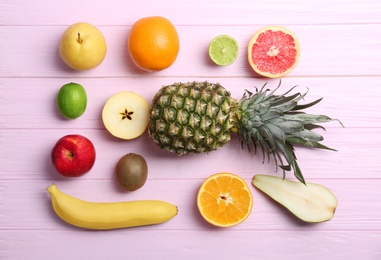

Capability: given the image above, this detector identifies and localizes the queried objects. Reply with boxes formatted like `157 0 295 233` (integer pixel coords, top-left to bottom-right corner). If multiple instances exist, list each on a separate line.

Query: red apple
51 134 96 177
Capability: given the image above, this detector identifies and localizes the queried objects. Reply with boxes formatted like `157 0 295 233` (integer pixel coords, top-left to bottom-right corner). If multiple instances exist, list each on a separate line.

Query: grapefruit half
248 26 300 78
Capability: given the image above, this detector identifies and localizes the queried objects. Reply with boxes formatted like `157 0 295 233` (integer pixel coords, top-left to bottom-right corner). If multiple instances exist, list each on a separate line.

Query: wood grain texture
0 128 378 180
2 230 379 260
1 179 381 231
1 24 381 77
1 77 379 129
1 0 381 25
1 0 381 259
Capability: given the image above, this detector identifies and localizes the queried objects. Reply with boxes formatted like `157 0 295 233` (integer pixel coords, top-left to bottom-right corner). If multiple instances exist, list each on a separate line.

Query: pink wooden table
1 0 381 259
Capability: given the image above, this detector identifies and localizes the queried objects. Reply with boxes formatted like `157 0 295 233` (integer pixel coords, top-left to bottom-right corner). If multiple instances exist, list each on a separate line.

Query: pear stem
77 33 83 44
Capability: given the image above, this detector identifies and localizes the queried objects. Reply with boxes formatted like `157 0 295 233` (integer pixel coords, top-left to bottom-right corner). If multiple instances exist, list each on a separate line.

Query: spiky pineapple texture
149 81 341 184
149 81 236 154
235 82 342 184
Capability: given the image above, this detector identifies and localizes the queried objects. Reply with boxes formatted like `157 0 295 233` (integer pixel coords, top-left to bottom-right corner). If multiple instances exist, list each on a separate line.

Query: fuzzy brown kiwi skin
115 153 148 191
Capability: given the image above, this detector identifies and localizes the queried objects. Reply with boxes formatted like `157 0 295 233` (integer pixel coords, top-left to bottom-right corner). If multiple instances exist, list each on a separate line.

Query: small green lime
57 82 87 119
208 35 239 66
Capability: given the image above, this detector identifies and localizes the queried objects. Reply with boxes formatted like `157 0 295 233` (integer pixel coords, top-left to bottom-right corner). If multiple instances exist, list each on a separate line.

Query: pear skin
252 174 338 223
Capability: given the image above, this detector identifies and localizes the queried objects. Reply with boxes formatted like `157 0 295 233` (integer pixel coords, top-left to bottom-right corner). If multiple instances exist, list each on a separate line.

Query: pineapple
149 81 340 184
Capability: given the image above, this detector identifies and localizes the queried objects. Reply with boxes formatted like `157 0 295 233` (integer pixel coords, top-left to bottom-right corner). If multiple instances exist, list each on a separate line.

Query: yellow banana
46 183 178 230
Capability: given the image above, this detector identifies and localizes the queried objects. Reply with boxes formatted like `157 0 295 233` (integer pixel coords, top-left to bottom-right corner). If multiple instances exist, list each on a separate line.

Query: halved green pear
252 174 338 223
102 91 150 140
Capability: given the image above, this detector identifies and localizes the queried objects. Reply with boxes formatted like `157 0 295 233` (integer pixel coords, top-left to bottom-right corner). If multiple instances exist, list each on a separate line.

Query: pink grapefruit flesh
248 26 300 78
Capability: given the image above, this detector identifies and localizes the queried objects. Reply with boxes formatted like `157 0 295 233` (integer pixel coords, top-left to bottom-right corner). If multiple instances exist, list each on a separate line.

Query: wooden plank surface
1 24 381 77
1 0 381 259
1 0 381 25
2 230 379 260
1 179 381 231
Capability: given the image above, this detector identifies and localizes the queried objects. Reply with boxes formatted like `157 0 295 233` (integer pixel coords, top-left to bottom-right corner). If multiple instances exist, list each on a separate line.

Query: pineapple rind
149 82 236 155
149 81 339 184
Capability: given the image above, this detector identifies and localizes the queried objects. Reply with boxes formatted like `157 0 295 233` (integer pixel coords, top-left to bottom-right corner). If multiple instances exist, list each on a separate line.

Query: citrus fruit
248 26 300 78
102 91 150 140
197 172 253 227
59 22 107 70
56 82 87 119
208 35 239 66
128 16 180 71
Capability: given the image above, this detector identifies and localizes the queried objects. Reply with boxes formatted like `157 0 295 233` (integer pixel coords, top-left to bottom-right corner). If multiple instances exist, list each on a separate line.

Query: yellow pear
59 22 107 70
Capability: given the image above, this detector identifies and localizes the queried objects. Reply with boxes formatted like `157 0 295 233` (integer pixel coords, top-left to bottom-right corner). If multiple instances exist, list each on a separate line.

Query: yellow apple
59 22 107 70
102 91 150 140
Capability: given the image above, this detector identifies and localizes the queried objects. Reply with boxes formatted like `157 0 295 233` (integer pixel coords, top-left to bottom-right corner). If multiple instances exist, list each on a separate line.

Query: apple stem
77 33 83 44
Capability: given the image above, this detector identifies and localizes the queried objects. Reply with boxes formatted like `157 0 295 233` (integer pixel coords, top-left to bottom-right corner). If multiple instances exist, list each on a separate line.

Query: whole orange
128 16 180 71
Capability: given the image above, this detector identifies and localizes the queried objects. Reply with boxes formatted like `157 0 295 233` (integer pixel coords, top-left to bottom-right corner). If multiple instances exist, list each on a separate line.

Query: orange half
197 172 253 227
248 26 301 78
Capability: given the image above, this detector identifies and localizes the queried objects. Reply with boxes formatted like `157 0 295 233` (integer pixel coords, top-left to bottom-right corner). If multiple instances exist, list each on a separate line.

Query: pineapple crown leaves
235 81 343 184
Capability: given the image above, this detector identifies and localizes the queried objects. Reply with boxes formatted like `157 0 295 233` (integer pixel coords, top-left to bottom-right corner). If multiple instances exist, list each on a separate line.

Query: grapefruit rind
248 26 301 78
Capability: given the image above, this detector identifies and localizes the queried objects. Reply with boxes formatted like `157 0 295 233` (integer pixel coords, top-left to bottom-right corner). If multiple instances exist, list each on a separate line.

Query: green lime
208 35 239 66
57 82 87 119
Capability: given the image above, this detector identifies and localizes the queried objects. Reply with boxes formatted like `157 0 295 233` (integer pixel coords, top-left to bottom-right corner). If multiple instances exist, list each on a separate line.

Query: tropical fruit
116 153 148 191
128 16 180 71
253 174 338 223
208 35 239 66
248 26 300 78
56 82 87 119
149 81 340 184
102 91 150 140
197 172 253 227
47 184 178 230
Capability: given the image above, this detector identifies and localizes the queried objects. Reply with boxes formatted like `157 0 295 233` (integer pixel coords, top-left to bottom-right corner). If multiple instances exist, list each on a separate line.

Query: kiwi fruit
115 153 148 191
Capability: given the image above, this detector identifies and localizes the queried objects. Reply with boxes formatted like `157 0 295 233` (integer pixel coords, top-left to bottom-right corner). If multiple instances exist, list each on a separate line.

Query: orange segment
248 26 300 78
197 172 253 227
